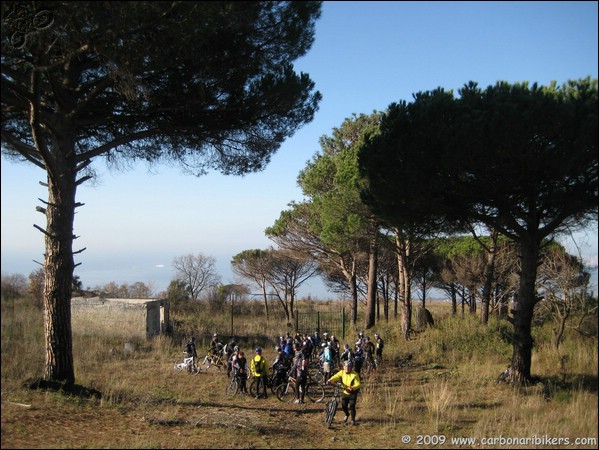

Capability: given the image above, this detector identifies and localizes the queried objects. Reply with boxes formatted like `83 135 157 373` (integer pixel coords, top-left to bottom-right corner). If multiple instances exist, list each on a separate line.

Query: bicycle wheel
325 398 338 428
173 360 187 373
199 355 212 371
269 371 287 394
251 378 269 398
306 382 325 403
275 382 296 402
212 355 225 370
225 378 239 397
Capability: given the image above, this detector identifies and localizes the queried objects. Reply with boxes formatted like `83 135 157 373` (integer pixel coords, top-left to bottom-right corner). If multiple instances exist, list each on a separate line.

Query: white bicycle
173 353 200 374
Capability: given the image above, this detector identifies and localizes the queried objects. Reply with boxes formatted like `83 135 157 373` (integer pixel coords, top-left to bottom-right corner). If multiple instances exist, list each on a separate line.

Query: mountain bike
225 369 247 397
325 383 343 428
199 352 225 371
275 377 325 403
268 364 290 394
173 353 200 374
249 375 269 398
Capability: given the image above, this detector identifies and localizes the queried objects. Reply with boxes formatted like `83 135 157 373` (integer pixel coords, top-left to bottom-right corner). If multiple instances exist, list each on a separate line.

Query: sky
2 1 598 298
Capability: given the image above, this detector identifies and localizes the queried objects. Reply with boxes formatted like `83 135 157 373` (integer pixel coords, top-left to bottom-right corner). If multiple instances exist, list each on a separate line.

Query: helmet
344 360 353 368
234 346 239 352
358 332 364 337
374 333 379 337
255 347 262 353
213 333 218 337
190 336 195 341
323 332 329 336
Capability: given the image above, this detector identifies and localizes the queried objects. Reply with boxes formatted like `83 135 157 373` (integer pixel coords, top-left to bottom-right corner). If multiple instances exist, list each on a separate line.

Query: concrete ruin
71 296 169 339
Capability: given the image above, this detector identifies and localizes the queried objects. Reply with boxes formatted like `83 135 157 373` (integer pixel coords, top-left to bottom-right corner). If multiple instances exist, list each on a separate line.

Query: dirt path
2 361 430 449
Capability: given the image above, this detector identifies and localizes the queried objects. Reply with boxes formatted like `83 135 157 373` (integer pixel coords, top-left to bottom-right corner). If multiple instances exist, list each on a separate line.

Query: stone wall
71 297 169 339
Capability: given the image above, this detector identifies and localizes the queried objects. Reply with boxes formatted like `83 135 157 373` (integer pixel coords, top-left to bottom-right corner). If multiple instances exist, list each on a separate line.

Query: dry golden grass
1 297 597 448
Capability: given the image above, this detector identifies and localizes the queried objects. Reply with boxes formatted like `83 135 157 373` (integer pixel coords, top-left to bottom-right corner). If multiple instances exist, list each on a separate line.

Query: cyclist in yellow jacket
250 347 269 399
327 360 362 425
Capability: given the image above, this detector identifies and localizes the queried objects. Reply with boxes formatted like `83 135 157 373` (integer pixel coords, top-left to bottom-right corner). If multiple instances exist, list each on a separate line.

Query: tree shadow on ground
25 377 102 399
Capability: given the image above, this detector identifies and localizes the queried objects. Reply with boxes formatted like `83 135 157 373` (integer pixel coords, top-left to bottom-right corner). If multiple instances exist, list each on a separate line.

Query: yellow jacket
250 354 268 377
328 369 361 395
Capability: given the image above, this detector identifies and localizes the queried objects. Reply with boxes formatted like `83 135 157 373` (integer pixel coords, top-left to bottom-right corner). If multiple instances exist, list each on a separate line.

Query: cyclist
363 336 376 370
320 342 334 382
330 335 340 367
250 347 269 399
185 336 197 365
340 343 353 365
225 335 238 374
312 331 322 349
227 345 240 378
290 342 308 404
232 350 248 393
353 341 364 374
327 360 362 426
210 333 223 356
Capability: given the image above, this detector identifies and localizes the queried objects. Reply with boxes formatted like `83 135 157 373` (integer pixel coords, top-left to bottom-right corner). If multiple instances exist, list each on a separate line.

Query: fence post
317 311 321 334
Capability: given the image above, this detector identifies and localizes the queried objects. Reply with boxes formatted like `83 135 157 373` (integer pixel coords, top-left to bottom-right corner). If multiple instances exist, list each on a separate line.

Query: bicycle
199 352 225 371
249 375 269 398
173 353 200 374
275 377 325 403
307 360 326 384
225 369 247 397
325 383 343 428
268 364 290 394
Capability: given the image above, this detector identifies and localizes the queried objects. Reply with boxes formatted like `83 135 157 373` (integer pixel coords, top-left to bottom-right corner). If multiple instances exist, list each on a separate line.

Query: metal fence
294 308 347 340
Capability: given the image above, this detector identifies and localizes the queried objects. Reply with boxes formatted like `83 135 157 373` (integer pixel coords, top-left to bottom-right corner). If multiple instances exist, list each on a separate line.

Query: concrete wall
71 297 169 339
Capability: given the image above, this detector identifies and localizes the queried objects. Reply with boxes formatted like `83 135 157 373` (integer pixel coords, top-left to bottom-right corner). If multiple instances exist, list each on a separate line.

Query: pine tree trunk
42 163 77 384
480 230 498 325
396 231 412 340
364 234 378 329
510 239 540 384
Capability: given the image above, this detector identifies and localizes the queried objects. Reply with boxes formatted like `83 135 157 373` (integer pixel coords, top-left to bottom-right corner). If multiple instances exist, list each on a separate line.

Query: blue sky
2 1 598 298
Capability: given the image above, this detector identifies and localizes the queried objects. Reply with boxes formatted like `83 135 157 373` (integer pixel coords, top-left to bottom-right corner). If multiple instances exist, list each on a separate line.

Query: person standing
320 342 334 382
327 360 362 425
290 342 308 404
227 345 240 378
363 336 376 370
250 347 269 399
340 343 353 365
232 351 248 393
225 335 238 375
353 341 364 375
185 336 197 366
210 333 223 356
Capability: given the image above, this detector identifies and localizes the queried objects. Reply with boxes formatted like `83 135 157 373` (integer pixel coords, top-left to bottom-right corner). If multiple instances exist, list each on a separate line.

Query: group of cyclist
183 330 385 425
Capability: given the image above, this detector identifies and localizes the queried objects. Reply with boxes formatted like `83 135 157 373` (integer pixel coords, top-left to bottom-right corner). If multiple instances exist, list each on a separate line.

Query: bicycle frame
174 353 199 374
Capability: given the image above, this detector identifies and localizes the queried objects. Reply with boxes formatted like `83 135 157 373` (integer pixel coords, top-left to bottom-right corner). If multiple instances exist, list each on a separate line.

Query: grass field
1 297 597 449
